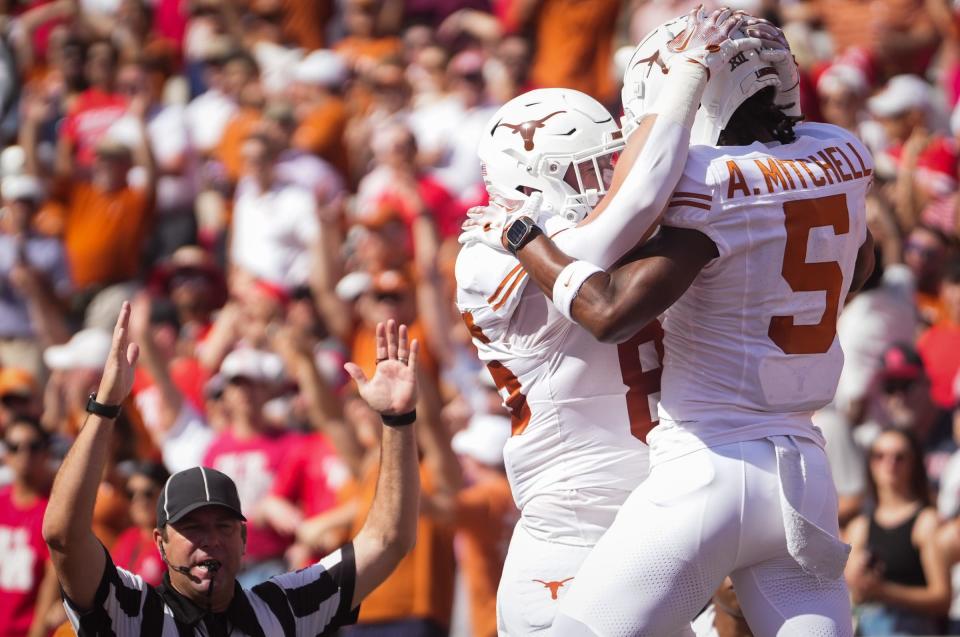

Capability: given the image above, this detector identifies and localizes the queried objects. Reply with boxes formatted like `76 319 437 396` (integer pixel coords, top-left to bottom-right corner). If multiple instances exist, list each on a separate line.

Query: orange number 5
768 194 849 355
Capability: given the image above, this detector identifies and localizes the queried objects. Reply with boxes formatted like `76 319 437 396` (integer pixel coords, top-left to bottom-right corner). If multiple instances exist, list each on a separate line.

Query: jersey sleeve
62 546 150 636
455 242 529 344
252 542 359 636
659 150 729 255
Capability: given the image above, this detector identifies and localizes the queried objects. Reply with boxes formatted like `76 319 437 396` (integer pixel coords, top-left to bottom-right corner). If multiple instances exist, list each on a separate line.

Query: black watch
85 393 122 419
505 216 543 255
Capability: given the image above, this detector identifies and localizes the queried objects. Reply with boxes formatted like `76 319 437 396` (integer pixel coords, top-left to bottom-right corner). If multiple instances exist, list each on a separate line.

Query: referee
42 303 422 636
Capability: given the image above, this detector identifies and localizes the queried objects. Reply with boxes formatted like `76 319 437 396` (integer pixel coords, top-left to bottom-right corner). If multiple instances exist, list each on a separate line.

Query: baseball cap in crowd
879 344 926 396
816 64 869 98
157 466 245 527
0 368 37 399
294 49 348 87
43 329 112 370
150 245 227 307
371 270 411 294
868 75 932 118
94 137 133 160
219 348 285 384
448 50 485 81
335 271 373 301
0 145 26 177
452 414 511 466
1 174 44 204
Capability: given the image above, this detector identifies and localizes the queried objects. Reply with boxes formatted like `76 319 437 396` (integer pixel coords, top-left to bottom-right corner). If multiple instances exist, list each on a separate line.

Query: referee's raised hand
345 319 419 416
94 300 140 407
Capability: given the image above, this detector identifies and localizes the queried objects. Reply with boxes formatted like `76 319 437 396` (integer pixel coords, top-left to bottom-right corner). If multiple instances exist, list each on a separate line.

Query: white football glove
741 17 802 120
458 192 545 252
659 7 763 76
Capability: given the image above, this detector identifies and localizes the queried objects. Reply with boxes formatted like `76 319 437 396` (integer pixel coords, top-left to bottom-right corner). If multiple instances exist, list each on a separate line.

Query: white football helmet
621 15 781 145
478 88 624 224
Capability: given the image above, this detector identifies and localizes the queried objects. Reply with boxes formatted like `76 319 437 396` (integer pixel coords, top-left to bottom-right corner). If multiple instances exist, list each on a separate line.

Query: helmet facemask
479 88 625 224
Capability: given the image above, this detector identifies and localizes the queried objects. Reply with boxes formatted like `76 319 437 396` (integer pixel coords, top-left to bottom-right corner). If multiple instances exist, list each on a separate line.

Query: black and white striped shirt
63 543 359 636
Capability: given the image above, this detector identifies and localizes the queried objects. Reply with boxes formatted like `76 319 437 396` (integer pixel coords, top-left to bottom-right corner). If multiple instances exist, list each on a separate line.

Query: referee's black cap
157 466 246 528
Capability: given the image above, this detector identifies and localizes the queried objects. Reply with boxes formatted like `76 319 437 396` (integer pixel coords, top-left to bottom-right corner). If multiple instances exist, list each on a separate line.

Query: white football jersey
650 122 873 459
456 243 656 540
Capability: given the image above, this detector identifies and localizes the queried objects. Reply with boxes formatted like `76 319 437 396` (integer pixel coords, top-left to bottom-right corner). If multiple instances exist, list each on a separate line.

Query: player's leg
730 556 852 637
497 521 594 635
552 444 748 636
732 436 854 637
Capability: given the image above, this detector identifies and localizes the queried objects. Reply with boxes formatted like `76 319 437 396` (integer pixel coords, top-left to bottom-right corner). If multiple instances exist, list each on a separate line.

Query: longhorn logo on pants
532 577 574 600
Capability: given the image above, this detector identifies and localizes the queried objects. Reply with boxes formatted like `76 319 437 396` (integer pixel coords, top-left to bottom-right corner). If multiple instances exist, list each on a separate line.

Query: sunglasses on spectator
1 393 32 407
170 270 210 288
869 450 910 464
373 292 404 303
904 241 941 258
882 379 915 395
455 71 484 84
227 376 255 387
126 486 160 500
5 439 46 454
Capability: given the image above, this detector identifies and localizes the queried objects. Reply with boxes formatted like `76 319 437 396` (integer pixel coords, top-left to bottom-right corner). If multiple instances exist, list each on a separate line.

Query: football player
456 8 764 634
465 15 873 637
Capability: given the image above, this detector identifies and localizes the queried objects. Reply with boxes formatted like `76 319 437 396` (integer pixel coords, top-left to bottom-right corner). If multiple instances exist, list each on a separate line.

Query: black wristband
381 410 416 427
85 393 122 419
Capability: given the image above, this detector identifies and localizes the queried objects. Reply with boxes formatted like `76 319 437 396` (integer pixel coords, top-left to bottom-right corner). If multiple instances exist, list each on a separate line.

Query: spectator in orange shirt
342 347 461 636
903 225 950 325
519 0 622 105
21 88 157 316
448 414 517 637
290 50 350 180
334 0 402 72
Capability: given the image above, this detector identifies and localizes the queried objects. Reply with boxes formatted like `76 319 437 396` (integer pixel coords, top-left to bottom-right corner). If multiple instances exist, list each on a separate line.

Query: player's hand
741 18 802 120
344 320 418 416
94 301 140 407
660 6 763 74
458 192 544 252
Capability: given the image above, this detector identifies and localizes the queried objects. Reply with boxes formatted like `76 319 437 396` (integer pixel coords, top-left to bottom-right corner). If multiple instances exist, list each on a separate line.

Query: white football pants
551 437 854 637
497 489 698 637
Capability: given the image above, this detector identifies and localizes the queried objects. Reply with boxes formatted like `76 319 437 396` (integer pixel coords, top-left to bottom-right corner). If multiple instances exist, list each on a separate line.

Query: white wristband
552 260 604 322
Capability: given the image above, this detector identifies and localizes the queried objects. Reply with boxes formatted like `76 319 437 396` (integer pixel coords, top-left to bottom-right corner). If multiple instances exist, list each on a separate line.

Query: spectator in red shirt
201 348 300 587
0 417 60 637
111 461 169 587
56 39 127 171
918 260 960 410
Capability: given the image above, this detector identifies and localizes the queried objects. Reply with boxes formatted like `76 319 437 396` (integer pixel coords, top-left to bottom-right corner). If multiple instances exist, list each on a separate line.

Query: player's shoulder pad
794 121 875 173
455 242 529 343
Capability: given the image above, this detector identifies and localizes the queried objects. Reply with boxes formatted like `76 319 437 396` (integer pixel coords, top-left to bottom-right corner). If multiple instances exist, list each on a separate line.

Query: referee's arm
343 320 421 608
42 302 139 611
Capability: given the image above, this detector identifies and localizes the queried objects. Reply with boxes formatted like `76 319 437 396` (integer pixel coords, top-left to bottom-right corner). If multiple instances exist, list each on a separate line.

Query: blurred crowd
0 0 958 635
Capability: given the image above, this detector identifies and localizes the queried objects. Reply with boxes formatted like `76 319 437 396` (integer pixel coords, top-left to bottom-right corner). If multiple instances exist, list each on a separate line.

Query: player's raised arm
42 302 140 610
344 319 421 608
553 7 762 268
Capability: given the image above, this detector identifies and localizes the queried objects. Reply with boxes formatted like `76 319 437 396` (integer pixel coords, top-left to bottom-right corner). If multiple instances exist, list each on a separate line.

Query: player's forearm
558 116 690 268
514 232 642 342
